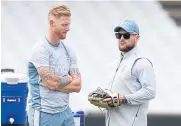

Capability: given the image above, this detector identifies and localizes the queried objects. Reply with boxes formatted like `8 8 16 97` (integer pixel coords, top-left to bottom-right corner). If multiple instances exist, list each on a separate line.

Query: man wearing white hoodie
103 19 156 126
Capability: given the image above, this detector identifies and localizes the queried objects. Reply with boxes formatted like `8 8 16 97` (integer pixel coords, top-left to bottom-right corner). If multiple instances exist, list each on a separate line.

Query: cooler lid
0 72 28 84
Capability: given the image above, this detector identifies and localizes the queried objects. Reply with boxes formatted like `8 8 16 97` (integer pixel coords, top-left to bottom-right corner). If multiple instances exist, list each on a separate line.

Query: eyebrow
119 32 128 34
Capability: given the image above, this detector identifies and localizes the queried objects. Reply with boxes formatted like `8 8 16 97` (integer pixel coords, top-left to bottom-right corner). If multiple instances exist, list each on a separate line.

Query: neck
47 28 61 45
121 46 137 56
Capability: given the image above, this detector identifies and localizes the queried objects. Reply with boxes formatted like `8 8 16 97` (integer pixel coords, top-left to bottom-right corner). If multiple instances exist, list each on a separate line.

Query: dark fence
4 113 181 126
84 113 181 126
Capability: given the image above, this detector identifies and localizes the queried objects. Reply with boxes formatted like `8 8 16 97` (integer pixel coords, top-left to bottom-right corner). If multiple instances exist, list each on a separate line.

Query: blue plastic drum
1 69 28 125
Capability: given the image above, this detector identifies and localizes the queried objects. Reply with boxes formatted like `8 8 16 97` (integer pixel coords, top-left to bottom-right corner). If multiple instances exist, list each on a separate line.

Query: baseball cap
114 19 139 34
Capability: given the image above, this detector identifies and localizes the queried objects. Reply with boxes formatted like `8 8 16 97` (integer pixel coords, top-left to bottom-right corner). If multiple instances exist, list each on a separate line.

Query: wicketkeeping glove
88 87 121 108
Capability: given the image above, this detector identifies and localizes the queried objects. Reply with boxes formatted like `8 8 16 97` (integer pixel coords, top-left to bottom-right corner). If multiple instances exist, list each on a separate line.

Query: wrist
120 95 128 104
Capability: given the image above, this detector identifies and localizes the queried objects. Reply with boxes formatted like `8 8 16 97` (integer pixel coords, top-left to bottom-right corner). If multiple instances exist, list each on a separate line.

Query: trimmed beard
119 44 135 52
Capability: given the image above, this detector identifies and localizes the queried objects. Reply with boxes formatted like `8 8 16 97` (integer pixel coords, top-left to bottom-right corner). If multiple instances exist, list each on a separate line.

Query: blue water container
73 111 85 126
1 69 28 125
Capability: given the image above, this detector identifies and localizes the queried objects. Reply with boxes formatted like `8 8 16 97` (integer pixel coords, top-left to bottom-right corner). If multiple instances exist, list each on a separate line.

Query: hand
68 75 73 82
102 96 125 106
44 75 59 90
102 98 113 105
102 97 121 106
88 87 121 108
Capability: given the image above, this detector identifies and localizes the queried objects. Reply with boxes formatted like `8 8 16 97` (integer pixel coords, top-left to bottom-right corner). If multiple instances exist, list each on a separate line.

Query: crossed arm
37 67 81 93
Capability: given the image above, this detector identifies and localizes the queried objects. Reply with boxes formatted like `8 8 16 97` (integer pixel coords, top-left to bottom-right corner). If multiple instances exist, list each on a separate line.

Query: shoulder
28 39 50 61
31 39 49 54
132 58 154 77
132 48 153 68
134 58 153 68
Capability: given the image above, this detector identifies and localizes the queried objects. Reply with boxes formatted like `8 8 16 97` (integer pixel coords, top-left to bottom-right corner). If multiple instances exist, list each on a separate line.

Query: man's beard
54 30 66 40
119 44 135 52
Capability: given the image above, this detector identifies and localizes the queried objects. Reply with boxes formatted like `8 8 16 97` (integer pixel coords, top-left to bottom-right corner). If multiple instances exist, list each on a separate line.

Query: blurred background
1 0 181 126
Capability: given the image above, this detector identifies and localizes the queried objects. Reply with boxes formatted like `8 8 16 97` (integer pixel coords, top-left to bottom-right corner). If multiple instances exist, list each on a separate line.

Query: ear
136 35 140 41
49 19 55 27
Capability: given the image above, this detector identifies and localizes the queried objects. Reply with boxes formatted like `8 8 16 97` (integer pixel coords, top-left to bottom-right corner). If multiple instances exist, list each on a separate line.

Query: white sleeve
29 45 49 68
125 58 156 105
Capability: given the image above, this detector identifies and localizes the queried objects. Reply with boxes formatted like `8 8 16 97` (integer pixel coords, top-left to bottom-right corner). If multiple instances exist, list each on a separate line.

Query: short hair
48 5 71 18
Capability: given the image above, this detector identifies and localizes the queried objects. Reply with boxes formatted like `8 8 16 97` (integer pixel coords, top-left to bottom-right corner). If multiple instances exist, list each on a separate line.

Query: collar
45 36 61 47
121 46 138 59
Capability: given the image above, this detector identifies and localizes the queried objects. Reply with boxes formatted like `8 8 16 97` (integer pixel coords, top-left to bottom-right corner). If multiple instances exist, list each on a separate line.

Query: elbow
75 80 81 93
145 85 156 100
75 82 81 93
150 94 155 100
75 85 81 93
75 88 80 93
149 89 156 100
152 92 156 99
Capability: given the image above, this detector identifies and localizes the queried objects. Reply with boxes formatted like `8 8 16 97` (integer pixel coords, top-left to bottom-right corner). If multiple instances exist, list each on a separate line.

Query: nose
65 26 70 32
119 35 124 40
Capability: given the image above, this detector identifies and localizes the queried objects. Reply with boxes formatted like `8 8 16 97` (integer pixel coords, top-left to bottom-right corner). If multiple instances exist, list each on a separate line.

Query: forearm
42 75 71 89
38 67 72 90
57 78 81 93
124 85 156 105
